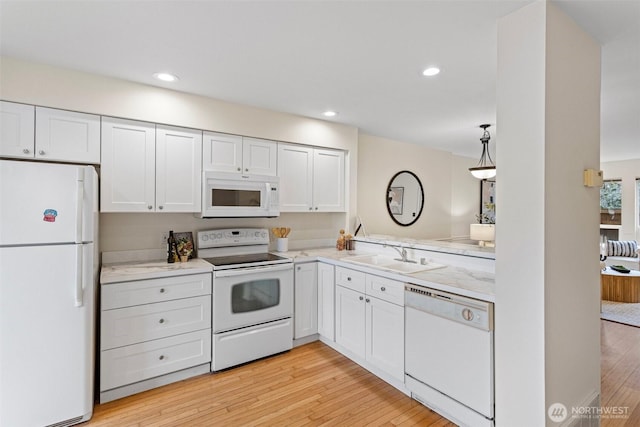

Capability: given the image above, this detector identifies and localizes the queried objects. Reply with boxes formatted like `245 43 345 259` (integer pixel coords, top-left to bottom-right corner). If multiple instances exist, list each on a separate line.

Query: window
600 180 622 226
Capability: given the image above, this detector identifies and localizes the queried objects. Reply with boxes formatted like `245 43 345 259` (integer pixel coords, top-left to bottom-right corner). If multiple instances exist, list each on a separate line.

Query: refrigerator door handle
76 168 84 244
75 244 84 307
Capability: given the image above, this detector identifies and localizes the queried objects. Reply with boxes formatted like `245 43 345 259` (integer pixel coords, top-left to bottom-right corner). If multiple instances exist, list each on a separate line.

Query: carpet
601 300 640 328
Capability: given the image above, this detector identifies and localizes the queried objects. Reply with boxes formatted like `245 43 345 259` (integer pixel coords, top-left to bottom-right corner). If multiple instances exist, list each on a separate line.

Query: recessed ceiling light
153 72 179 82
323 111 337 117
422 67 440 77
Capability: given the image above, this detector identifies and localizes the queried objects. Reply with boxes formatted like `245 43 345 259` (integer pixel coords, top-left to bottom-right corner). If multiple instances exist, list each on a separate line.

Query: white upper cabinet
1 103 100 164
156 125 202 212
203 132 277 176
242 137 277 176
101 118 202 213
312 149 345 212
278 143 345 212
0 101 35 159
35 107 101 163
101 118 156 212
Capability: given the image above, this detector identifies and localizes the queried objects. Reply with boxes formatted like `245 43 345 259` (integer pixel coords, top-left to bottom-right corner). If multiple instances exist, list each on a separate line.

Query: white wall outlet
161 232 169 248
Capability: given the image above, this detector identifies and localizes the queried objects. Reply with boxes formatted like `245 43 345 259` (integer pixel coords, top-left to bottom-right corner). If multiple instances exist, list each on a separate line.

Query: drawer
102 273 212 310
100 329 211 392
335 266 366 293
101 296 211 350
366 275 404 306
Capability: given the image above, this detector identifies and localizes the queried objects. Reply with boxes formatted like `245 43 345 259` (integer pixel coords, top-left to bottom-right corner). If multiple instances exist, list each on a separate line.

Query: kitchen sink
344 254 445 274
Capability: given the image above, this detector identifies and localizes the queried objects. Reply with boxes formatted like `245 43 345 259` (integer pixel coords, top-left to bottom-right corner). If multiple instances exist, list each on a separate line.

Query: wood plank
87 321 640 426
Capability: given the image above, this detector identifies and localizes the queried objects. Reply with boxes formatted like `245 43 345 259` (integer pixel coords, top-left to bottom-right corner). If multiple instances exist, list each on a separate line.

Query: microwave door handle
215 263 293 278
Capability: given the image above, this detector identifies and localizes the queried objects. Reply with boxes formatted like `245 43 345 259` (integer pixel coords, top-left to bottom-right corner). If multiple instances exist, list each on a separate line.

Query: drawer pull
159 355 165 361
347 277 352 281
359 296 364 301
159 288 166 293
365 298 370 303
381 286 386 292
159 318 165 324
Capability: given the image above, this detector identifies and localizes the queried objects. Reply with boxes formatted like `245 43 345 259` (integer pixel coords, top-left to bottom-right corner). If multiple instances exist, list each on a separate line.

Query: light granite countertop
101 258 213 284
282 247 495 302
100 245 495 302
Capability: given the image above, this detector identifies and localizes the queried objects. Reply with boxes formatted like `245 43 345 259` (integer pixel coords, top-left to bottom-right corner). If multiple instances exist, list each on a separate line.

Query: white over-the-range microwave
200 171 280 218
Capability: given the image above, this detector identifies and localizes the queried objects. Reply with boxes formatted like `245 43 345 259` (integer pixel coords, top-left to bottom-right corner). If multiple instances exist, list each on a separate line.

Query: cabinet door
202 131 242 173
101 118 156 212
242 137 277 176
294 262 318 339
35 107 100 163
277 143 313 212
313 149 345 212
0 101 35 159
335 285 365 358
366 296 404 381
156 125 202 212
317 262 335 341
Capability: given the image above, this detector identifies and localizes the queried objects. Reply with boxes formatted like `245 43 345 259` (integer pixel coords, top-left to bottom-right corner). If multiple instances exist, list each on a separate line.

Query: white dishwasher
404 284 494 427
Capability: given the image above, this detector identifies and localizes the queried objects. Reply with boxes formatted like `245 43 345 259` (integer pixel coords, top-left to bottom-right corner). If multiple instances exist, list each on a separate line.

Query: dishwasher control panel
405 284 493 331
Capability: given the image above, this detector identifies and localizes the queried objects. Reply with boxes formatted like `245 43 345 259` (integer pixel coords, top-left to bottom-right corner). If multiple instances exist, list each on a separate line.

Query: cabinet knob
381 287 386 292
366 298 370 303
159 355 165 361
245 168 249 172
22 148 30 154
159 318 165 324
148 205 153 210
297 266 301 271
315 207 319 210
309 207 313 211
347 277 351 281
237 167 241 171
38 150 45 155
159 288 165 293
158 205 163 210
359 296 364 301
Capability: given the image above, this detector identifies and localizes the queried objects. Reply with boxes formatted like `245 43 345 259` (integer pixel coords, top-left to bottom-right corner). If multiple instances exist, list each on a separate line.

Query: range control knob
462 308 474 321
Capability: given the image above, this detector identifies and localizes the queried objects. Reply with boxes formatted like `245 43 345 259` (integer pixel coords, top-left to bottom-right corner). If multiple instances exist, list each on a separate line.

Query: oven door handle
215 263 293 278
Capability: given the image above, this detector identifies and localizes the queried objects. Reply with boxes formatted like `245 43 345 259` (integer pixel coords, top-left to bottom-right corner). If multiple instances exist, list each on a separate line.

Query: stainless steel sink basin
344 254 445 274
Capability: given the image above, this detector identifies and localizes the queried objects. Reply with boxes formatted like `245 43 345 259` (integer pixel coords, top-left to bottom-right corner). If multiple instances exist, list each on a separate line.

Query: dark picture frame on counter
174 231 195 259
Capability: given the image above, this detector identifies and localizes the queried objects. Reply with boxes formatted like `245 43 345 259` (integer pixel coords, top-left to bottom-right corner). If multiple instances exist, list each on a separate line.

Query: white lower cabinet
334 267 405 382
294 262 318 339
317 262 335 341
100 273 212 402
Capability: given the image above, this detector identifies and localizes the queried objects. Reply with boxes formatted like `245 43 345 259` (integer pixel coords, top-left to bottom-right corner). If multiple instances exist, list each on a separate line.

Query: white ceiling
1 0 638 162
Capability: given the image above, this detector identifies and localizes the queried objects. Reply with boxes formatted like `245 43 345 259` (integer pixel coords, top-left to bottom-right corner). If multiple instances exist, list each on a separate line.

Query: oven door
201 171 279 218
213 263 293 332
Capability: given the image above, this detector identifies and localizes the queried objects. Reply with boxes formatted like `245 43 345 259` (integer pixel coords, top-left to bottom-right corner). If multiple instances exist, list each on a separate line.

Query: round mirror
386 170 424 227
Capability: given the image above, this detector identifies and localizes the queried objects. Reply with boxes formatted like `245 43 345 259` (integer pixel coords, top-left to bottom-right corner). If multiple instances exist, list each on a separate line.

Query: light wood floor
87 342 454 426
601 320 640 427
86 321 640 426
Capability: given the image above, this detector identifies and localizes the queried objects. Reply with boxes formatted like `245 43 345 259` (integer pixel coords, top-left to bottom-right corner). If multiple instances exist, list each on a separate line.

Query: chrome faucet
384 244 416 263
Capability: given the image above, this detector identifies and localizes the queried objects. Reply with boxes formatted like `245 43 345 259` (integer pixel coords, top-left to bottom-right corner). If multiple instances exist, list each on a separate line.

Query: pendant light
469 124 496 179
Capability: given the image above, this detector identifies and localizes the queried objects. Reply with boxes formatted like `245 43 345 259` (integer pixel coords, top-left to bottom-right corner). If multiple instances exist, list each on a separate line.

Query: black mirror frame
386 170 424 227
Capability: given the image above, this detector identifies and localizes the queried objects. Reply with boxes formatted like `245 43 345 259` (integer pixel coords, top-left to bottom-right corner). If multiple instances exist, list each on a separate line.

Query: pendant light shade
469 124 496 179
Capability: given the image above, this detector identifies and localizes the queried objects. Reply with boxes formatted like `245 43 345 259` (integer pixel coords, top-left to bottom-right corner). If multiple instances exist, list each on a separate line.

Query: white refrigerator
0 160 97 427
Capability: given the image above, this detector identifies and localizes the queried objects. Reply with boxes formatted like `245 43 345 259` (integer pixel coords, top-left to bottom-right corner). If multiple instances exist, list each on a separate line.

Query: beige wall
495 2 601 425
356 133 478 239
2 56 480 251
601 159 640 241
0 56 359 252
